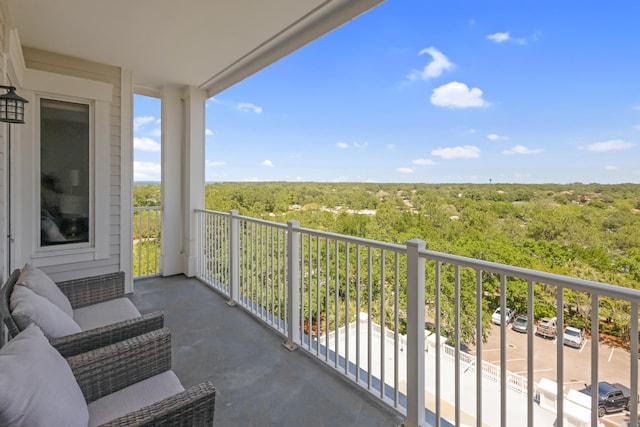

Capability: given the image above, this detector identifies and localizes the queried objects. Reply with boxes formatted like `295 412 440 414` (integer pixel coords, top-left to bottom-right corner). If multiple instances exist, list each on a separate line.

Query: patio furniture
0 265 164 357
0 324 216 426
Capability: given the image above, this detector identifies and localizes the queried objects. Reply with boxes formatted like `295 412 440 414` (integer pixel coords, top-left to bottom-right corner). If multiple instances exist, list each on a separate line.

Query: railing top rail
134 206 162 211
422 248 640 302
195 208 227 215
297 226 407 253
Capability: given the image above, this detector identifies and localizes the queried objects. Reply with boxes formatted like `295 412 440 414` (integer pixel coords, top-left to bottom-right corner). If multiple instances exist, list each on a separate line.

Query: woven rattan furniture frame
1 269 164 357
67 328 216 426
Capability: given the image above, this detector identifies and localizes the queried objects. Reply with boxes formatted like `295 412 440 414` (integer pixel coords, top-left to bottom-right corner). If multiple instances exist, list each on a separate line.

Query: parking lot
468 323 639 426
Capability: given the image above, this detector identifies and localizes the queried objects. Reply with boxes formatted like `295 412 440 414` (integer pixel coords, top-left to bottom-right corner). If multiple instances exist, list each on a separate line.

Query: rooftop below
128 274 404 427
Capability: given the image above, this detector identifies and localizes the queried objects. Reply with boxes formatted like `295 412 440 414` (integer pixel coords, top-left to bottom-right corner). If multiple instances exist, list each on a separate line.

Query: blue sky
134 1 640 184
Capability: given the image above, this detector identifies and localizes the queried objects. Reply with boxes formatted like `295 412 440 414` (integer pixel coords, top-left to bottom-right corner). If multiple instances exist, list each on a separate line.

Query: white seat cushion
87 370 185 427
73 297 141 331
0 324 89 427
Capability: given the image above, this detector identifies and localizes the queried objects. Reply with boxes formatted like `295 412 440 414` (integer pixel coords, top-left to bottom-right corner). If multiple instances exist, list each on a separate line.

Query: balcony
131 208 640 426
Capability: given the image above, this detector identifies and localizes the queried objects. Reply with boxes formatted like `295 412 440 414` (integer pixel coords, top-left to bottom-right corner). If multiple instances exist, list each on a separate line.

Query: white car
491 307 515 325
563 325 585 348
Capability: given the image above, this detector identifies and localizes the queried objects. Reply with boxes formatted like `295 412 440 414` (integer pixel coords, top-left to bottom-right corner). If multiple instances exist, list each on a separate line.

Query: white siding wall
21 48 122 281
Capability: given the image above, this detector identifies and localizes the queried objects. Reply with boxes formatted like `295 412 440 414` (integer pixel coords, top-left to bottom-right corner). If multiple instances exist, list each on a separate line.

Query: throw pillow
17 263 74 317
10 285 82 339
0 324 89 426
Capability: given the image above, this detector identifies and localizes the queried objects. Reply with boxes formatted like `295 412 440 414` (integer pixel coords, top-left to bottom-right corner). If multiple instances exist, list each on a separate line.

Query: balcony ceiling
7 0 384 96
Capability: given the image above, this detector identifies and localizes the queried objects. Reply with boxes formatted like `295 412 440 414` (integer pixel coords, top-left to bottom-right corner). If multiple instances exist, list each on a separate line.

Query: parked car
491 307 515 325
512 315 528 333
536 316 557 339
563 325 585 348
579 381 633 417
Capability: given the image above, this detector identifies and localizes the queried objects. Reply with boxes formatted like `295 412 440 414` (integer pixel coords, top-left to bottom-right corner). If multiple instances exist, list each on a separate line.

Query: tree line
135 182 640 343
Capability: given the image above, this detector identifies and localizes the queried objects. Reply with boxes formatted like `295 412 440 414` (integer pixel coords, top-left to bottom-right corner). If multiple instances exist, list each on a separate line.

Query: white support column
181 86 206 277
119 69 134 292
406 238 426 427
160 86 183 276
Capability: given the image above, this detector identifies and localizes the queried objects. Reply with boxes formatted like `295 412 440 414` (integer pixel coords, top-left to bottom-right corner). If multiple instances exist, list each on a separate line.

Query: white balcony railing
133 206 161 278
195 208 640 427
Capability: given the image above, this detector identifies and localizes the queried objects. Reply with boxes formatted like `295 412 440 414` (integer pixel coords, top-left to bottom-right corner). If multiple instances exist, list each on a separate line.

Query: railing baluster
380 248 385 399
527 279 534 427
499 274 507 427
556 286 564 427
590 294 599 427
435 259 441 427
455 265 461 427
475 270 483 426
345 242 350 377
334 239 339 368
367 246 373 390
394 253 399 408
630 302 638 427
356 243 361 383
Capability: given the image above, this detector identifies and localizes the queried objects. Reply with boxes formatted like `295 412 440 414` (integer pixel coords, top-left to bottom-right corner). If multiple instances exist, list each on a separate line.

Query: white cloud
205 128 214 136
604 164 619 171
206 160 226 167
487 133 508 141
150 128 162 137
487 32 510 43
432 145 480 159
387 144 396 150
336 142 349 149
134 137 161 152
134 161 161 181
134 115 155 131
397 167 414 174
431 82 489 108
237 102 263 114
412 158 435 166
580 139 635 152
635 124 640 131
503 145 543 155
407 47 454 80
262 160 274 167
353 141 368 149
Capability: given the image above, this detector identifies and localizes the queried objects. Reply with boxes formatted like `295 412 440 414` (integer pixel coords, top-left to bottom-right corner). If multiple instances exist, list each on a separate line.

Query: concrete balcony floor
128 275 404 427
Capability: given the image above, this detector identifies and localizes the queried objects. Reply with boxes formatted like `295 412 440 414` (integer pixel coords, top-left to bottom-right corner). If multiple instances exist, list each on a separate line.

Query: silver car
512 315 528 333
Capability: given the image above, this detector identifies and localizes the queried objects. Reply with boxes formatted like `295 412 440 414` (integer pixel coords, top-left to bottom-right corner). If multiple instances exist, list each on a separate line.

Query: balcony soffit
7 0 384 96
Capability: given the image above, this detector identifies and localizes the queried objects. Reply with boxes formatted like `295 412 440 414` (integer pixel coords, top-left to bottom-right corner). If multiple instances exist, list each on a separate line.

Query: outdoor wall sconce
1 85 28 275
0 85 28 124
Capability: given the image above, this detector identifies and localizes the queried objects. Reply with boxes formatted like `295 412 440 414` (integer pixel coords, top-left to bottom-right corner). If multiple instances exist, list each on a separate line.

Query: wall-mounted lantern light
0 85 28 124
0 85 28 276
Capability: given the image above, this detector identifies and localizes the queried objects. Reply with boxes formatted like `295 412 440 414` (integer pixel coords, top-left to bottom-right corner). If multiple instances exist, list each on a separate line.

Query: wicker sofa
0 325 216 426
0 266 164 357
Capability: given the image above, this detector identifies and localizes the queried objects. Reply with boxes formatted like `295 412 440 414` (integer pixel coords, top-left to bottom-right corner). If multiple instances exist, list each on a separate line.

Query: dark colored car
579 381 632 417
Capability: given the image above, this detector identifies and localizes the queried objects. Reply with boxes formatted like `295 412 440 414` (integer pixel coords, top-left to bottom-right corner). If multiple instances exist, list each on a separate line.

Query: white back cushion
0 324 89 426
18 263 74 316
